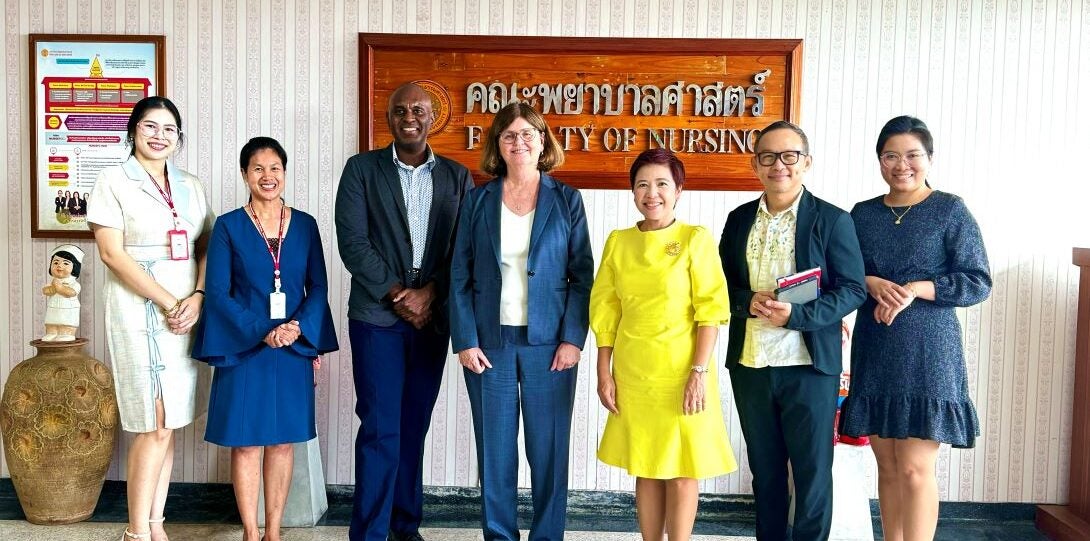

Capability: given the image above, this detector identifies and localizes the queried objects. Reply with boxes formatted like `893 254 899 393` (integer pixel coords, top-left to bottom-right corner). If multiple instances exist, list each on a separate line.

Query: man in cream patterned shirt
719 121 866 541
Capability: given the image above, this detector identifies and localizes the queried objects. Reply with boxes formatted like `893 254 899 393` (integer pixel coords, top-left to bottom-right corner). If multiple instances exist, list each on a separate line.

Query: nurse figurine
42 244 84 342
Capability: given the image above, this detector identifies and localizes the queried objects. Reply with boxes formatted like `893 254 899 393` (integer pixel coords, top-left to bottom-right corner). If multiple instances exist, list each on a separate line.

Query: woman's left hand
166 293 203 334
683 371 706 415
873 282 916 326
275 320 301 346
874 298 912 326
551 342 581 371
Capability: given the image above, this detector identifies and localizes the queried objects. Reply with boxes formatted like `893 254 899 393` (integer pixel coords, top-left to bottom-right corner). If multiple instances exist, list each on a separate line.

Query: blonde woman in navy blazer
449 101 594 541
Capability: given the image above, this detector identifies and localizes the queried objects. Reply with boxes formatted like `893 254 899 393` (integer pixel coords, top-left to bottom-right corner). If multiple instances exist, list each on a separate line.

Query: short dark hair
629 148 686 190
126 96 185 152
876 115 934 157
50 251 81 278
240 136 288 170
754 120 810 154
479 101 565 176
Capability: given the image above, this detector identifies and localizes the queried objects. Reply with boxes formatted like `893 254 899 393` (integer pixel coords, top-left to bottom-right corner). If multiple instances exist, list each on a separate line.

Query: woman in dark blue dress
839 116 990 541
192 137 338 541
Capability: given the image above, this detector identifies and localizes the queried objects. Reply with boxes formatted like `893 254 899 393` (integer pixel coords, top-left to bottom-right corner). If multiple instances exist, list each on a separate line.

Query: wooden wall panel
361 34 803 190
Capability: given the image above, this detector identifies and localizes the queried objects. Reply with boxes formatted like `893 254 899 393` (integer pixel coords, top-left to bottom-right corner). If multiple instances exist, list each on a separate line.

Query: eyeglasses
499 128 539 145
880 151 929 167
137 121 181 140
756 150 806 166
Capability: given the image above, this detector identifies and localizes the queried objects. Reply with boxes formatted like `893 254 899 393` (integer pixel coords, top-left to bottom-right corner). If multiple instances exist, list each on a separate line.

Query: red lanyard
147 170 181 229
248 202 286 292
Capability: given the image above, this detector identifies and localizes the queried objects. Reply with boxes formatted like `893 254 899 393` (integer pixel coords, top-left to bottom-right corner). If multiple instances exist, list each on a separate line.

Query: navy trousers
463 326 578 541
729 364 839 541
348 319 449 541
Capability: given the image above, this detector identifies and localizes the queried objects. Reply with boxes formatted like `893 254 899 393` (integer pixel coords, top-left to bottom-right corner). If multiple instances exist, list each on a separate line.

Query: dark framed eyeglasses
756 150 806 166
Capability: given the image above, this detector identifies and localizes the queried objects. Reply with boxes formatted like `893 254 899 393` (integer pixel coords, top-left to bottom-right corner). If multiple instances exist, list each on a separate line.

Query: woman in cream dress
591 148 736 541
87 96 213 541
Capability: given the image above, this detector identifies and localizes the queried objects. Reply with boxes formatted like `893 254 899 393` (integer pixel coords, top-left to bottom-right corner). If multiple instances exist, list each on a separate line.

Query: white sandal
123 530 150 540
148 517 168 540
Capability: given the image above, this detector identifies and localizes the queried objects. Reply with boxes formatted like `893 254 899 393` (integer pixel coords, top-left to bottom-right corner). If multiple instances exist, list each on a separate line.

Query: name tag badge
168 229 189 260
270 291 287 319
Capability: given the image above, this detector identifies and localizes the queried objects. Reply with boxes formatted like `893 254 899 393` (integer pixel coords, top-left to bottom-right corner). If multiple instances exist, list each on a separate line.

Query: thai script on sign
466 70 771 117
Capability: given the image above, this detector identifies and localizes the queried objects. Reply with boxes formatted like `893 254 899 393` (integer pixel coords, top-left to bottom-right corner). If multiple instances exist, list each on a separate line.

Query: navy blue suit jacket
719 188 867 375
334 145 474 330
449 174 594 351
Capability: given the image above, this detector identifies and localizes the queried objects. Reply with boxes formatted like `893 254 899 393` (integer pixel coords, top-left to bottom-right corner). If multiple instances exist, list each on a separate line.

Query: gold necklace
889 204 913 225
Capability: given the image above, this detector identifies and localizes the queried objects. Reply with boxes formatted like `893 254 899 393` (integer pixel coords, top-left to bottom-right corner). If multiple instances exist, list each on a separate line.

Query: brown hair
479 102 565 176
630 148 686 190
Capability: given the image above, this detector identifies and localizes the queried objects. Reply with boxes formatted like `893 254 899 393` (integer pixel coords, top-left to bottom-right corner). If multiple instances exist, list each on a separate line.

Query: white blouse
499 205 534 326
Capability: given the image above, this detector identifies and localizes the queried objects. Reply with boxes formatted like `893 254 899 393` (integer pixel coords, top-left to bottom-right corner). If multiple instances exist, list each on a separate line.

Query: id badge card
270 291 287 319
168 229 190 260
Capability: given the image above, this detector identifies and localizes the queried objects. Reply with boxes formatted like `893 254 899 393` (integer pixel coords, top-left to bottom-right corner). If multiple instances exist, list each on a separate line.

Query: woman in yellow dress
591 148 737 541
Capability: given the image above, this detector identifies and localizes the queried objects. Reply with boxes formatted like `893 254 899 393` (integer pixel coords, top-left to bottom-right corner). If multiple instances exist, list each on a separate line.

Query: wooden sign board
359 34 802 190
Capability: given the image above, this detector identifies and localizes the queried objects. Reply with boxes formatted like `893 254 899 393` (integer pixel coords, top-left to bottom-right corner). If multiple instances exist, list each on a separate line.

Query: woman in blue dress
192 136 338 541
839 116 991 541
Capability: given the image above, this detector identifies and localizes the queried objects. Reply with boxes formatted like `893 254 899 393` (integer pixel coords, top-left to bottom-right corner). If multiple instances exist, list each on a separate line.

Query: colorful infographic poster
34 39 158 235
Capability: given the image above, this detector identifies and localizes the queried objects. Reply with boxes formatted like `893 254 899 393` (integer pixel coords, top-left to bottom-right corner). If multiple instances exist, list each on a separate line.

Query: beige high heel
149 516 167 541
123 529 150 540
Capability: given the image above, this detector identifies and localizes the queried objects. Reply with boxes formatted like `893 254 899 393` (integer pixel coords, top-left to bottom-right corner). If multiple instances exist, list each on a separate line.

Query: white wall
2 0 1088 504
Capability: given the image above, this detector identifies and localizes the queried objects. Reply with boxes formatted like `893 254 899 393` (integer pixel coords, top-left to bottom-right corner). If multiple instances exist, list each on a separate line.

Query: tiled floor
0 480 1051 541
0 522 755 541
0 518 1055 541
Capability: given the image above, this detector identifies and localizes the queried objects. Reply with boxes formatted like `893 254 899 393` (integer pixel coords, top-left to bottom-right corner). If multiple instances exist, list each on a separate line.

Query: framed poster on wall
29 34 166 239
359 34 803 190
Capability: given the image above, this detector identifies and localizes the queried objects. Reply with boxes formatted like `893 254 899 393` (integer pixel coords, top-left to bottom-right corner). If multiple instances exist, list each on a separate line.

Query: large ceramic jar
0 338 119 524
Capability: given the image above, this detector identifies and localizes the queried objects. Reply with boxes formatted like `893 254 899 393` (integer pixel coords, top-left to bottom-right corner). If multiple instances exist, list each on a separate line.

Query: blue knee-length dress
192 207 338 447
839 191 990 449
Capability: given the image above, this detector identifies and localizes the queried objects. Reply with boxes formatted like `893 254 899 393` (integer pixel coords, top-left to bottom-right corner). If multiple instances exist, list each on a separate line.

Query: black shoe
388 532 425 541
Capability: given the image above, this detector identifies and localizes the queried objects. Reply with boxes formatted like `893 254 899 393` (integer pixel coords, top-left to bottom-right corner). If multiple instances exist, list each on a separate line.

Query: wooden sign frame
29 33 167 239
359 33 802 190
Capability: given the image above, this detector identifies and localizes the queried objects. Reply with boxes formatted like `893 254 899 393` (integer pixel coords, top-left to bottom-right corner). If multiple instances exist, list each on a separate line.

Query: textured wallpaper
2 0 1088 504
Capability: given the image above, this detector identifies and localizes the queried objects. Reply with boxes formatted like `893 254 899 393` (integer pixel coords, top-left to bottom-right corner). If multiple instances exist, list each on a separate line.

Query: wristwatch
691 365 710 374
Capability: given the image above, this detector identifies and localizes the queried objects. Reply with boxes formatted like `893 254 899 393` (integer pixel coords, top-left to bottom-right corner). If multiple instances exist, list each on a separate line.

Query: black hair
754 120 810 154
876 115 934 157
239 136 288 170
126 96 185 152
50 250 81 278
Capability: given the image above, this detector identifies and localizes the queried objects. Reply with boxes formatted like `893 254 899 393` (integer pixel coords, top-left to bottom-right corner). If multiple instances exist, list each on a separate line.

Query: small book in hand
775 267 821 304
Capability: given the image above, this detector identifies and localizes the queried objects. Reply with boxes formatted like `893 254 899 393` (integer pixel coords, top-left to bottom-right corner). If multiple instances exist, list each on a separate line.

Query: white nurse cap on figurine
50 244 86 265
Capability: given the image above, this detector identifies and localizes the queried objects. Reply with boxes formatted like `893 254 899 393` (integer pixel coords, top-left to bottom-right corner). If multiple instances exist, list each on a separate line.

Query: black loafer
388 532 425 541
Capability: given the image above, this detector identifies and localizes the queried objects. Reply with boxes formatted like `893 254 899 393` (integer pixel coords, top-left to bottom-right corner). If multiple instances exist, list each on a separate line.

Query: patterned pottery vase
0 338 119 524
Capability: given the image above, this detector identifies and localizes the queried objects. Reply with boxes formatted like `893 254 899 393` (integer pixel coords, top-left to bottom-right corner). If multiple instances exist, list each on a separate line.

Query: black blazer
334 145 474 330
719 188 866 375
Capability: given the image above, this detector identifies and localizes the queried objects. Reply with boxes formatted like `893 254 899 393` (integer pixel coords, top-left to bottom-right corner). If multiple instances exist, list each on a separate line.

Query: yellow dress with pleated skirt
590 221 737 479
